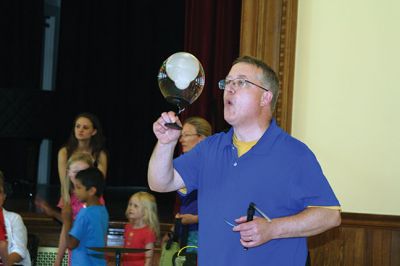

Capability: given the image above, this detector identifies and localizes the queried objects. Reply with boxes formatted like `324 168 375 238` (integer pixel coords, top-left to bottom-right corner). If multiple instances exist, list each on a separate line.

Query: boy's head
74 167 105 200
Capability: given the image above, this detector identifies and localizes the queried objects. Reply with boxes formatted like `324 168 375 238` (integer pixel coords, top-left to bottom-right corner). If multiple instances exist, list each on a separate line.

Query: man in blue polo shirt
148 55 341 265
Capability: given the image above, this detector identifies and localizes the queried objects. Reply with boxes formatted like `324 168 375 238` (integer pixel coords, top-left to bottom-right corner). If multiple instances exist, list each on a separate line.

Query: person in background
37 112 107 266
148 55 341 265
58 112 108 193
174 116 212 252
123 191 159 266
0 170 31 266
36 112 108 219
35 152 106 265
62 167 109 266
36 153 94 220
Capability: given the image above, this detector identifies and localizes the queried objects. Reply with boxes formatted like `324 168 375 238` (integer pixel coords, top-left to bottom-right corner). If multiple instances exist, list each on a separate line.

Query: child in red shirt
123 192 159 266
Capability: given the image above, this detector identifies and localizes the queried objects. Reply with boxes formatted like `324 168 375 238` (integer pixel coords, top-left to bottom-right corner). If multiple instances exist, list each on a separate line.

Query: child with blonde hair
59 152 96 211
35 153 95 221
123 191 160 266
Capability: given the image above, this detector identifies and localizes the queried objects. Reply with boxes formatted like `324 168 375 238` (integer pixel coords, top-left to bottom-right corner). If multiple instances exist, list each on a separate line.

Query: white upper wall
292 0 400 215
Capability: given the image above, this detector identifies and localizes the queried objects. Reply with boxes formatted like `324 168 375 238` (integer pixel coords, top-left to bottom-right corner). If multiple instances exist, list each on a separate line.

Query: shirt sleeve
174 139 208 194
143 228 156 245
290 148 340 209
7 213 29 260
308 206 342 211
69 210 87 241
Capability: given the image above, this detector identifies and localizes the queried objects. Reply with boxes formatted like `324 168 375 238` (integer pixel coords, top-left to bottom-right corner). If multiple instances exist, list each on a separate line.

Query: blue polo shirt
178 190 198 232
174 119 340 266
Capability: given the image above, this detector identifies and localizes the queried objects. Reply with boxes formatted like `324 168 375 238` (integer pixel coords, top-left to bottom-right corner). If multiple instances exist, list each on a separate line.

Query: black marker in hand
244 202 256 250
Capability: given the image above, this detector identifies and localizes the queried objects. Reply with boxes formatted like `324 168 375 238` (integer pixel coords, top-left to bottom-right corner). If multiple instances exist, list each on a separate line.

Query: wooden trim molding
240 0 298 133
341 212 400 230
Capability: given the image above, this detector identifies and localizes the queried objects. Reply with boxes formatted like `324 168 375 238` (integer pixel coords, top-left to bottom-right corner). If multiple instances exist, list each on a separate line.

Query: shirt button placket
231 145 238 166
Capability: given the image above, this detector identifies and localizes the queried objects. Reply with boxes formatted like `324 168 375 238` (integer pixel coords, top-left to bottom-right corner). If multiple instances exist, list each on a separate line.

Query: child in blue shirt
62 167 109 266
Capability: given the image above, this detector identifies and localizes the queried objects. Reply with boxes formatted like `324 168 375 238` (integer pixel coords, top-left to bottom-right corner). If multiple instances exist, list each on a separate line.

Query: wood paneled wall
308 213 400 266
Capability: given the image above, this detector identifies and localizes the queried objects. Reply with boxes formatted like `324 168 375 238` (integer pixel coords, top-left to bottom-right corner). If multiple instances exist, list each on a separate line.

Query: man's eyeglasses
218 78 269 92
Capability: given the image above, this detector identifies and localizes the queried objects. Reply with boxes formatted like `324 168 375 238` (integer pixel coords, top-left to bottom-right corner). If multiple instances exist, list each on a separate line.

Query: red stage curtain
182 0 242 132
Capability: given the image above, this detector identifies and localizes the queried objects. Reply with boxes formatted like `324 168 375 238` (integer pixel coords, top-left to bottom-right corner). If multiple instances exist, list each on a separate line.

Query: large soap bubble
166 52 200 90
158 52 205 116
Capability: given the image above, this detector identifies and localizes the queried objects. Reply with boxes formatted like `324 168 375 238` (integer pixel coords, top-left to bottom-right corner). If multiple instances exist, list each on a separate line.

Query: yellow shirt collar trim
233 134 258 157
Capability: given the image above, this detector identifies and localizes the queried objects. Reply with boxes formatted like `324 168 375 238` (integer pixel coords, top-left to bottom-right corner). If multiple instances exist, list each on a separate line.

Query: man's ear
260 91 273 107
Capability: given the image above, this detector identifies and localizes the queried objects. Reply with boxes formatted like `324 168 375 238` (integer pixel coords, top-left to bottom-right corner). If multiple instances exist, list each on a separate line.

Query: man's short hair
75 167 105 197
